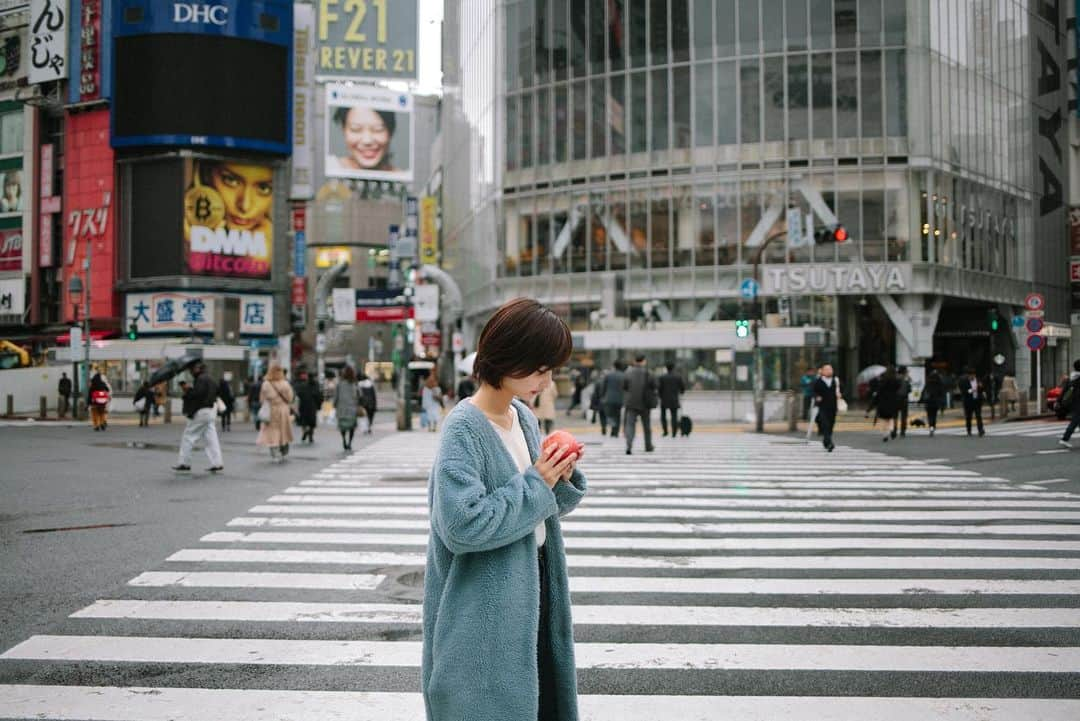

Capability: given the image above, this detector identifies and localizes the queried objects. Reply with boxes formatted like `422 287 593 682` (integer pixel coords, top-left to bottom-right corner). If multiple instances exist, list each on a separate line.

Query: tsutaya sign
763 263 911 295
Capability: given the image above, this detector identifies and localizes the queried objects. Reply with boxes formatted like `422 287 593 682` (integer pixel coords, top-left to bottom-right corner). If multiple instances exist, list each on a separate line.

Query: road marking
299 478 1018 489
227 516 1080 537
69 600 1080 627
1037 449 1069 455
976 453 1015 460
3 686 1078 721
167 548 1080 570
1031 478 1072 485
201 530 1080 552
126 571 385 591
5 635 1080 673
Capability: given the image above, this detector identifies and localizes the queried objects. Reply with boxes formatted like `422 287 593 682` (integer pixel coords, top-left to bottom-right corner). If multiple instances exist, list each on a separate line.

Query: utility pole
81 236 91 420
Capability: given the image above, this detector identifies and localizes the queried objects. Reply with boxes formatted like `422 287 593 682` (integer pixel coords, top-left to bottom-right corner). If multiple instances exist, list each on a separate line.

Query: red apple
542 430 585 465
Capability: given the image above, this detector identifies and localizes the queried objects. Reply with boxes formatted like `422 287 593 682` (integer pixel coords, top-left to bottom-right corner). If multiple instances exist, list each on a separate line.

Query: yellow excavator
0 339 30 369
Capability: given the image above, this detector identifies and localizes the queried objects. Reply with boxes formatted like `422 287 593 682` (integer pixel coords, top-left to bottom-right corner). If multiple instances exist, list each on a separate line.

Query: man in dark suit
812 363 841 452
601 361 627 437
622 355 657 455
658 363 685 437
959 367 986 436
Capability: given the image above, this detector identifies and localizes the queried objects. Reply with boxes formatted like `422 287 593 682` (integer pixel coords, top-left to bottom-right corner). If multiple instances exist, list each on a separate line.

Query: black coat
812 377 839 417
658 372 685 408
922 376 946 408
959 377 984 406
875 377 901 419
217 379 235 411
294 379 321 426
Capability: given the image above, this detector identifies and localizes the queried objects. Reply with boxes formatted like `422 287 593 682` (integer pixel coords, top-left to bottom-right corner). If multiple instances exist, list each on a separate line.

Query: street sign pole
1036 348 1041 415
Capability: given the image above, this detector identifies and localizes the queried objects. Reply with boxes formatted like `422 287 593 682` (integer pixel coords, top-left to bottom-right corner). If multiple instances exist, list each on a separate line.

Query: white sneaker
929 428 935 437
1059 439 1073 449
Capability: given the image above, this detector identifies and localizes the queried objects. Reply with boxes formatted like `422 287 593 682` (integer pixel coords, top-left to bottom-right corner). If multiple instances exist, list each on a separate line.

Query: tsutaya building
438 0 1073 396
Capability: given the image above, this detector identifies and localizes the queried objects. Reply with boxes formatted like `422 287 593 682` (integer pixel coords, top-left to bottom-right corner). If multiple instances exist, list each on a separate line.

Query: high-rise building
438 0 1072 401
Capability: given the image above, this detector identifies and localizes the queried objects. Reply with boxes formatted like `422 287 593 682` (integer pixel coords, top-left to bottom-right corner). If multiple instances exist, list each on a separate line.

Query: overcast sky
416 1 444 95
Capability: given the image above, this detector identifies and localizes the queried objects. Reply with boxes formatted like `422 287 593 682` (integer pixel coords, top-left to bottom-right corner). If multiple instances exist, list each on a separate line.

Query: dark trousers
603 403 622 436
802 394 812 421
894 403 909 436
366 408 376 432
964 400 985 435
58 395 69 418
138 407 151 426
624 408 653 451
818 409 836 448
926 404 939 429
1063 408 1080 441
660 405 679 435
537 545 556 721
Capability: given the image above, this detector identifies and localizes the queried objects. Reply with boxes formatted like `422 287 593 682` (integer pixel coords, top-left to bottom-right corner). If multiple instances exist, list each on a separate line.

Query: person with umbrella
172 361 223 473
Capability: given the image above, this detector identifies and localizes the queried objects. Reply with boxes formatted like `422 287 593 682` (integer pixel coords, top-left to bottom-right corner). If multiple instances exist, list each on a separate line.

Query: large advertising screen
316 0 418 82
183 159 274 279
325 83 413 183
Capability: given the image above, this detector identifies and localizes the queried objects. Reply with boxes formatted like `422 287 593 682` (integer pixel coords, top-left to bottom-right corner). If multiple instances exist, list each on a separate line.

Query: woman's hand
534 443 579 489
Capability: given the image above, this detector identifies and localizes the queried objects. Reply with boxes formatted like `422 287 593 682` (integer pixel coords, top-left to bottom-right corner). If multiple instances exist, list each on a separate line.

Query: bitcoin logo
184 186 225 229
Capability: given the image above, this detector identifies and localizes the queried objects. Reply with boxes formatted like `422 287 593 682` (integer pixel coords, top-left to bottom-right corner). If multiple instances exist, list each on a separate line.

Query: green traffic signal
735 319 751 338
987 309 999 332
127 322 138 341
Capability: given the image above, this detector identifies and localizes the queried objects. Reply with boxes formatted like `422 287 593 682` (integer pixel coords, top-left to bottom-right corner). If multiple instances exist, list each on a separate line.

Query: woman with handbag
256 363 295 462
88 369 111 431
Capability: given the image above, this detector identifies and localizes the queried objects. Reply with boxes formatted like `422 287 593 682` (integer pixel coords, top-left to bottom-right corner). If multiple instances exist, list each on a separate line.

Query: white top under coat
478 402 545 547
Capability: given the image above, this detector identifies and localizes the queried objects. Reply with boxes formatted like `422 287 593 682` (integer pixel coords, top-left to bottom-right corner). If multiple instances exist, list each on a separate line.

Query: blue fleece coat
422 398 588 721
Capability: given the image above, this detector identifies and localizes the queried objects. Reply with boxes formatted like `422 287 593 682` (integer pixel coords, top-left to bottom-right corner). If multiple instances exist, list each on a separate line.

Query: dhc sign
172 3 229 26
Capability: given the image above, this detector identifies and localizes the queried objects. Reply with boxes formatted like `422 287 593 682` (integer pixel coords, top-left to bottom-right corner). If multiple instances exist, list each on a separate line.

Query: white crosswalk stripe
2 430 1079 719
935 419 1070 438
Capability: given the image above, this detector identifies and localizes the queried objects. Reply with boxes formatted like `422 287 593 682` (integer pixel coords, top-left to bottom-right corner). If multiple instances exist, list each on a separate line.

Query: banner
419 195 437 265
183 159 274 279
291 2 314 199
29 0 67 84
0 228 21 271
0 277 24 316
325 83 413 183
315 246 351 268
316 0 418 82
333 287 412 323
126 292 274 335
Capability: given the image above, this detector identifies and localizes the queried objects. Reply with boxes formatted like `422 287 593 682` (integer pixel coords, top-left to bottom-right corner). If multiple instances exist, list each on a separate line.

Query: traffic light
814 224 848 244
127 322 138 341
735 317 751 339
987 308 1000 332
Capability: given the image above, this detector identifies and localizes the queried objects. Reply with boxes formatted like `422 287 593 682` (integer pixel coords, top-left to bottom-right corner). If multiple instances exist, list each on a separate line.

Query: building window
552 0 568 80
762 0 783 53
786 0 808 51
521 92 534 167
611 73 627 153
694 62 714 147
573 81 588 159
555 84 569 161
739 0 759 56
858 0 881 47
591 77 607 157
740 60 761 143
0 112 23 156
651 68 669 151
650 0 669 65
630 0 648 67
835 51 858 138
506 96 518 171
787 54 809 140
571 0 587 76
672 0 691 63
810 0 832 50
631 71 648 152
716 0 736 57
673 65 691 148
717 61 737 144
860 50 882 137
764 57 785 142
834 0 857 48
590 0 606 74
885 49 906 137
537 88 551 165
610 0 627 70
692 0 713 60
811 52 833 140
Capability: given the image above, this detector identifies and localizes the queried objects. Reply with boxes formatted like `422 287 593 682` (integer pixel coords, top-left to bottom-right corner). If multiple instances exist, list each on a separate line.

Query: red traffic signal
833 225 848 243
813 224 848 245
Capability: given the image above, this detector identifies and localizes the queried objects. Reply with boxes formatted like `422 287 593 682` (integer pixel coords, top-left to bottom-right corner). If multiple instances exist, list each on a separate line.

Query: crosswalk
934 418 1070 437
2 431 1080 719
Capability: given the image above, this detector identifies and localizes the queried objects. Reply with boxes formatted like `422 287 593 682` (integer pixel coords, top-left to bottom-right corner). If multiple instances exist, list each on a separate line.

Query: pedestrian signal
127 322 138 341
735 318 751 338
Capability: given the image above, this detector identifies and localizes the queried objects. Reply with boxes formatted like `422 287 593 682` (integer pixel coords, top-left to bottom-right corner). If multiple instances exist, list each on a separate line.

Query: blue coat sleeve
554 467 587 517
432 424 558 554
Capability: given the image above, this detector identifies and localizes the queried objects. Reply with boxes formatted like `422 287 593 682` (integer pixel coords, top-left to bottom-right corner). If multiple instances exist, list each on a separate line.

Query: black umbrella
147 354 202 386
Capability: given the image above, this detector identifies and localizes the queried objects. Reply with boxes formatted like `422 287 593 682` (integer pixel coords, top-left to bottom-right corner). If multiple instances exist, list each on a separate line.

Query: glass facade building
439 1 1072 395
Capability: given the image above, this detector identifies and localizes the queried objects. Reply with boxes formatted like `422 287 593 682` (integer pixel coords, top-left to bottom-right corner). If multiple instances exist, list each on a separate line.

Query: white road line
126 571 385 591
200 530 1080 552
166 548 1080 570
68 600 1080 627
976 453 1015 460
3 686 1078 721
1032 479 1072 485
298 479 1019 490
1037 449 1069 455
227 516 1080 537
5 636 1079 673
249 504 1080 521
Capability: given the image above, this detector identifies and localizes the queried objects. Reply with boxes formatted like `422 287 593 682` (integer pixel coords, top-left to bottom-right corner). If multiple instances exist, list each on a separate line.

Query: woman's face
209 164 273 230
343 107 391 169
503 368 553 403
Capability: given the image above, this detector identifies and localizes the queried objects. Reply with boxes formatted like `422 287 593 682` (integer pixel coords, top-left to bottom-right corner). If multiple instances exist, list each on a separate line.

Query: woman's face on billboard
342 107 391 169
210 164 273 231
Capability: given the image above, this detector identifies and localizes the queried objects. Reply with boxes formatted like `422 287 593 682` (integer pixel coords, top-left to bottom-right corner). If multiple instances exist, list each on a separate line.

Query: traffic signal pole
750 229 788 433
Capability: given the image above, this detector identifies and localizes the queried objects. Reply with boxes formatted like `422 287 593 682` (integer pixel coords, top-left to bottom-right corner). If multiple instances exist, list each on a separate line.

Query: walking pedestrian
1057 359 1080 449
799 366 816 421
922 369 946 436
358 371 377 432
420 372 444 432
588 372 605 428
875 366 902 443
257 363 294 462
57 372 71 419
294 368 320 444
153 381 166 417
658 362 685 437
87 369 111 431
333 365 362 451
999 373 1019 417
133 381 154 427
246 374 264 430
893 366 911 438
601 360 626 437
566 369 585 415
216 373 235 431
812 363 841 452
172 362 223 473
535 380 558 434
422 297 586 721
959 367 986 437
622 354 657 455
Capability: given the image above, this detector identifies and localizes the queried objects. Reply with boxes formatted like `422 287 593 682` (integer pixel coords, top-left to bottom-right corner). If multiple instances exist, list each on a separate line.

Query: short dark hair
635 354 647 363
614 360 627 371
474 298 572 389
332 106 397 136
666 362 675 372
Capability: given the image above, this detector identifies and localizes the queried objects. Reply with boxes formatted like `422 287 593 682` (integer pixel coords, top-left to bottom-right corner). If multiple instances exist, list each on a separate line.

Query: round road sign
1024 293 1046 312
1026 317 1044 334
1026 334 1047 352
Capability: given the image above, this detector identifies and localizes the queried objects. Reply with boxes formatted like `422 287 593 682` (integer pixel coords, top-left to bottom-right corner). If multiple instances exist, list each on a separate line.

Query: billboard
29 0 68 84
126 291 274 336
0 228 20 271
315 0 418 82
332 287 412 323
183 159 274 279
0 277 25 317
325 83 413 183
0 167 22 214
291 2 314 199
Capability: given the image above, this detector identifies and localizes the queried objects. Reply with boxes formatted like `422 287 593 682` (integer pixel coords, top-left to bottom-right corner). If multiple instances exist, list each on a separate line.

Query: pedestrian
999 373 1019 416
358 370 377 432
133 381 154 427
799 366 816 421
959 367 986 437
57 372 71 419
622 354 657 455
922 369 946 436
865 372 881 422
420 372 444 432
422 297 586 721
812 363 841 452
247 374 264 430
217 373 235 431
172 361 223 473
875 366 901 443
566 369 585 415
333 365 363 451
588 372 605 428
534 379 558 434
293 368 320 443
153 381 166 417
1057 359 1080 449
257 363 294 462
456 372 477 401
87 369 111 431
893 365 911 438
601 360 626 437
658 362 685 437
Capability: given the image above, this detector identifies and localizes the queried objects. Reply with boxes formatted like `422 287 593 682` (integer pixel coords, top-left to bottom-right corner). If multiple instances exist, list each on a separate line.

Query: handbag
90 389 110 406
257 402 272 423
133 397 147 412
837 398 848 414
214 397 227 414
